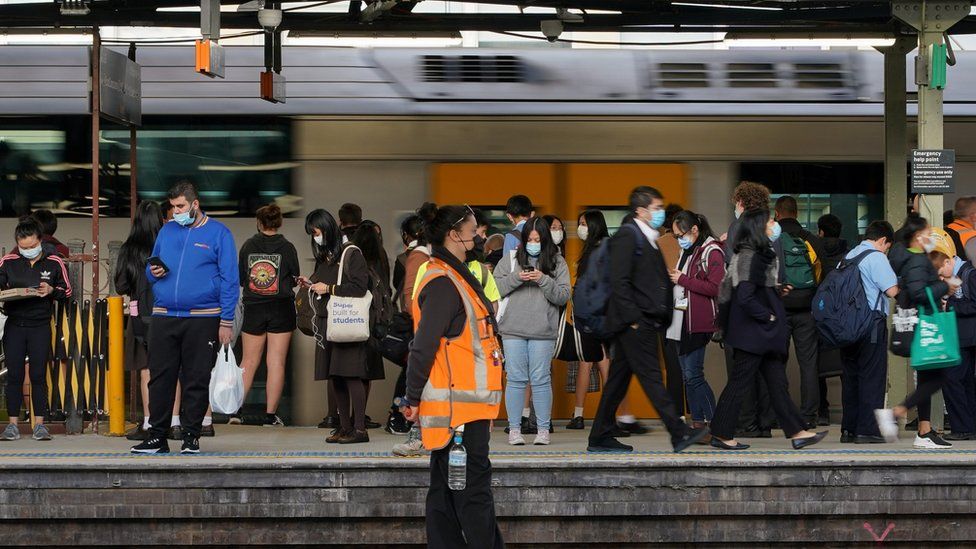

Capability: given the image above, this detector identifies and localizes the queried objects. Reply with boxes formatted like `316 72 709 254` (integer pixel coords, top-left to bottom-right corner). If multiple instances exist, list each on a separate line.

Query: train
1 44 975 424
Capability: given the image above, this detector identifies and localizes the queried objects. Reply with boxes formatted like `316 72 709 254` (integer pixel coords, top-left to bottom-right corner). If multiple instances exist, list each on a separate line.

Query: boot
693 421 712 445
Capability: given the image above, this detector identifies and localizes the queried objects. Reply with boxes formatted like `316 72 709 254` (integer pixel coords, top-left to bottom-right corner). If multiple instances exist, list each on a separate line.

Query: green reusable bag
910 287 960 371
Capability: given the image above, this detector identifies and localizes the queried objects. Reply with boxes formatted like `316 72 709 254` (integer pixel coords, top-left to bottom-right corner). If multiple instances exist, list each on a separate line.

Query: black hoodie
238 233 300 304
888 243 948 313
819 236 850 280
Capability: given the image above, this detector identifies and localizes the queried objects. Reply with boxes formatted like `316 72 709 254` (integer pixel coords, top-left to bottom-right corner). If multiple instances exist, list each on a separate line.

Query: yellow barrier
107 296 125 435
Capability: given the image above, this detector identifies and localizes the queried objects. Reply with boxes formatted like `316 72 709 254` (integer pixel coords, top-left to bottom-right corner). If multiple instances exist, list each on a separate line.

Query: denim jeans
504 338 555 432
679 345 716 422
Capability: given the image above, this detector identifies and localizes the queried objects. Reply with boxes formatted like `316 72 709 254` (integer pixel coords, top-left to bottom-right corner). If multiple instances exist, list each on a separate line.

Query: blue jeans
679 345 716 422
503 338 555 432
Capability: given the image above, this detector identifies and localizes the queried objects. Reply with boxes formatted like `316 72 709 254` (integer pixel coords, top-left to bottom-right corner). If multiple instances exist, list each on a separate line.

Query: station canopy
1 1 974 36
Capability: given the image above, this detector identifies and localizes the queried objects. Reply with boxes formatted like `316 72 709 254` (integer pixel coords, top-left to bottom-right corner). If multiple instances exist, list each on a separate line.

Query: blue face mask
678 236 694 250
526 242 542 257
173 207 195 227
649 209 666 230
769 221 783 243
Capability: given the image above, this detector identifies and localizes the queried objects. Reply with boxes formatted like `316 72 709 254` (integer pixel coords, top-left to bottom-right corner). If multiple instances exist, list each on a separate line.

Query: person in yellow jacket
401 204 505 549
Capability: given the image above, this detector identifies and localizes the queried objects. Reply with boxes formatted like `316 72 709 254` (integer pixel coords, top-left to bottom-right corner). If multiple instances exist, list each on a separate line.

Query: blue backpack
811 249 882 349
573 224 643 339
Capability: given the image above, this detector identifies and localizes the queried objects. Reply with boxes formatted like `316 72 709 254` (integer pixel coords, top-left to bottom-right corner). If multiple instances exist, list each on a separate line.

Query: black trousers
3 323 51 418
903 369 947 423
662 336 685 417
589 320 688 444
148 316 220 439
724 344 774 432
840 318 887 437
943 346 976 434
711 348 805 440
786 310 820 425
427 419 504 549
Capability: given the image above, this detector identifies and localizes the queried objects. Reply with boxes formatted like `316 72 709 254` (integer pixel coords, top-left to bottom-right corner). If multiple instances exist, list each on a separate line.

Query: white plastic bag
209 345 245 414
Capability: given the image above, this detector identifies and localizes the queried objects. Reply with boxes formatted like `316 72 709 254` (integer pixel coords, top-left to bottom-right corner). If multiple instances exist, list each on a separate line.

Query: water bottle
448 427 467 491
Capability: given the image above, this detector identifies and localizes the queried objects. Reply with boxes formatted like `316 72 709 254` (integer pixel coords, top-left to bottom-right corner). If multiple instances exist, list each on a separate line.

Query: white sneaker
533 431 550 446
1 424 20 441
914 431 953 449
874 409 898 443
508 429 525 446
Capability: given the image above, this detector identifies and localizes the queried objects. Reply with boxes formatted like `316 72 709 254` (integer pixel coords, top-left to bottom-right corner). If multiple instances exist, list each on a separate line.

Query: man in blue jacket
132 181 239 455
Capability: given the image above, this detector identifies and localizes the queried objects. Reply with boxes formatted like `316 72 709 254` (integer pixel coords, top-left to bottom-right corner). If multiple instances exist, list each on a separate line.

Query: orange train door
431 162 690 421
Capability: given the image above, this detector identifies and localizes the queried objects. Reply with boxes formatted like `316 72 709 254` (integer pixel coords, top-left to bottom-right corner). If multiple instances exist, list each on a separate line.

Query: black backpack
811 249 882 349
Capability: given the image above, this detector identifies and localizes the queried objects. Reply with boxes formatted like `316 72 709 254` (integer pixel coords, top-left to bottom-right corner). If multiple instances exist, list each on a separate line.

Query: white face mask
551 230 564 245
921 236 936 254
577 225 588 241
20 245 42 260
314 234 324 246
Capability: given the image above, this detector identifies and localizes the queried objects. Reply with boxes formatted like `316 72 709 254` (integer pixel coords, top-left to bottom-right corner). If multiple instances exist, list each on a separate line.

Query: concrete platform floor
1 421 975 467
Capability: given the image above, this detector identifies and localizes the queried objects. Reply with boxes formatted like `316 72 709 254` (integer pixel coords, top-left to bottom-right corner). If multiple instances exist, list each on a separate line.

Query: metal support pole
91 27 101 302
128 43 137 222
880 37 915 413
107 296 125 436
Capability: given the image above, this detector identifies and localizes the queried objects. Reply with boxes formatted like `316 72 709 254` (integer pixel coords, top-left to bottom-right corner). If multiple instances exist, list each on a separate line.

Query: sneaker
131 436 170 455
1 424 20 441
533 431 551 446
32 424 52 441
200 424 216 437
181 436 201 454
874 409 899 443
914 431 952 449
262 414 285 427
385 411 411 435
392 426 425 457
125 424 150 441
167 425 183 441
587 438 633 453
566 416 585 430
508 429 526 446
227 413 243 425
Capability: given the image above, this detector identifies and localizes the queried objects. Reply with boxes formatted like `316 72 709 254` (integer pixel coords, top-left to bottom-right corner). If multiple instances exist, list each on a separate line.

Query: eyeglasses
452 204 476 228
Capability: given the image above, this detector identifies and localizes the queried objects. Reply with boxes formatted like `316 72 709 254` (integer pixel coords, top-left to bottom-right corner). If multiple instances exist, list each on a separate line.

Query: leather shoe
586 438 633 453
618 421 650 435
710 438 750 450
840 430 855 443
791 431 828 450
672 428 710 453
944 432 976 441
854 434 885 444
608 427 632 438
566 416 585 430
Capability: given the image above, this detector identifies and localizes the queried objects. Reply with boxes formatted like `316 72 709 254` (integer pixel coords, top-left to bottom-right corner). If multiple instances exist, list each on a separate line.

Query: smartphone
521 265 534 272
147 256 169 273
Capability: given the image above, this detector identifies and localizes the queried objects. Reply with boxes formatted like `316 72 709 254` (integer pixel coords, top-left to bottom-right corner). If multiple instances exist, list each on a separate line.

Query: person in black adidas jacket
0 218 71 442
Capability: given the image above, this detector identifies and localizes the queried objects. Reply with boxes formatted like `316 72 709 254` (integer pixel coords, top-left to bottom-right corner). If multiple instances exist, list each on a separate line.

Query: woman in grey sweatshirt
495 217 571 445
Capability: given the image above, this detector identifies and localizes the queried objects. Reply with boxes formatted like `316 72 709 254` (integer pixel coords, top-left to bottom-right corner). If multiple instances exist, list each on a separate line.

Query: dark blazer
950 262 976 348
605 221 673 335
724 249 789 357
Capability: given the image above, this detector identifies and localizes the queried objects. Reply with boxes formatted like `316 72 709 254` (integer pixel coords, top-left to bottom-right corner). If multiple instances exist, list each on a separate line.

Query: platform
1 423 974 547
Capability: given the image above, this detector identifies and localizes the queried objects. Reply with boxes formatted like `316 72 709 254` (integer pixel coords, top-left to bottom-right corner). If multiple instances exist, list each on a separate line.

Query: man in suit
587 186 709 453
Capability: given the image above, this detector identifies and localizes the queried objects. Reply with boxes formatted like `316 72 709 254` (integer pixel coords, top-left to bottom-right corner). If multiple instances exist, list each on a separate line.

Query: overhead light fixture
58 0 91 15
724 31 897 47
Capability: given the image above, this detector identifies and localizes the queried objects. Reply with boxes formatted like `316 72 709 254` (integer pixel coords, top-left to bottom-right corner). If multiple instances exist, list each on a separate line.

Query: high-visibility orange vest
948 219 976 248
412 257 503 451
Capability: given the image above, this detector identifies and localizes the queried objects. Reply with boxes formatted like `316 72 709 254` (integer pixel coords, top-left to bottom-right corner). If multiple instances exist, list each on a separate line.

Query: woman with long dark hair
710 208 826 451
116 201 165 441
352 220 389 410
495 216 571 445
542 214 566 257
303 208 372 444
667 210 723 441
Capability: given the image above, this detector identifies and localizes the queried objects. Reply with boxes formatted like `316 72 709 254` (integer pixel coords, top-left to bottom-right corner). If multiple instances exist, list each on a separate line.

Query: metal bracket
892 1 971 33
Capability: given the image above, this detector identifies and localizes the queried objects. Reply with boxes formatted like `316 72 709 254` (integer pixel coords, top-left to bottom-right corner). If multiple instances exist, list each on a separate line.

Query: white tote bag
326 245 373 343
209 345 245 414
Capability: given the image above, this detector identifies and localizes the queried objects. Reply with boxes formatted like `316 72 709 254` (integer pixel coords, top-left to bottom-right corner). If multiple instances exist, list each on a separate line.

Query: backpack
368 269 395 337
573 224 643 339
780 231 817 290
811 249 882 349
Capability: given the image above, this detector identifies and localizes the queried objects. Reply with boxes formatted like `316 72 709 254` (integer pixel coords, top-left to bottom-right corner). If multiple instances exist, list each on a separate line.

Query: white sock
617 414 636 424
142 418 150 430
202 416 213 427
171 415 180 427
574 407 584 418
522 407 531 418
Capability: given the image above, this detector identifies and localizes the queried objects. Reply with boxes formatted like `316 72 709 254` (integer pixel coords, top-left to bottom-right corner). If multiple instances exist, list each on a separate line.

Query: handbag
379 311 413 367
325 245 373 343
553 305 583 361
909 287 960 371
889 305 918 358
295 286 322 339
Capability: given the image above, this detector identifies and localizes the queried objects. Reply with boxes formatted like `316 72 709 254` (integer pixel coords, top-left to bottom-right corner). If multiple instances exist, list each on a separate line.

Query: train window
580 207 630 234
742 162 884 244
0 116 295 218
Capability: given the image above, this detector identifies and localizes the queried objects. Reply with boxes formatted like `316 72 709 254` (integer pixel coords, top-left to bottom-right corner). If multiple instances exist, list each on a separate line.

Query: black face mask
465 234 486 263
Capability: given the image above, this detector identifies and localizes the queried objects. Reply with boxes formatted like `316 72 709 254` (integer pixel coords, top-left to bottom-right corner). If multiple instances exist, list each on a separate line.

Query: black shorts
242 299 297 335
